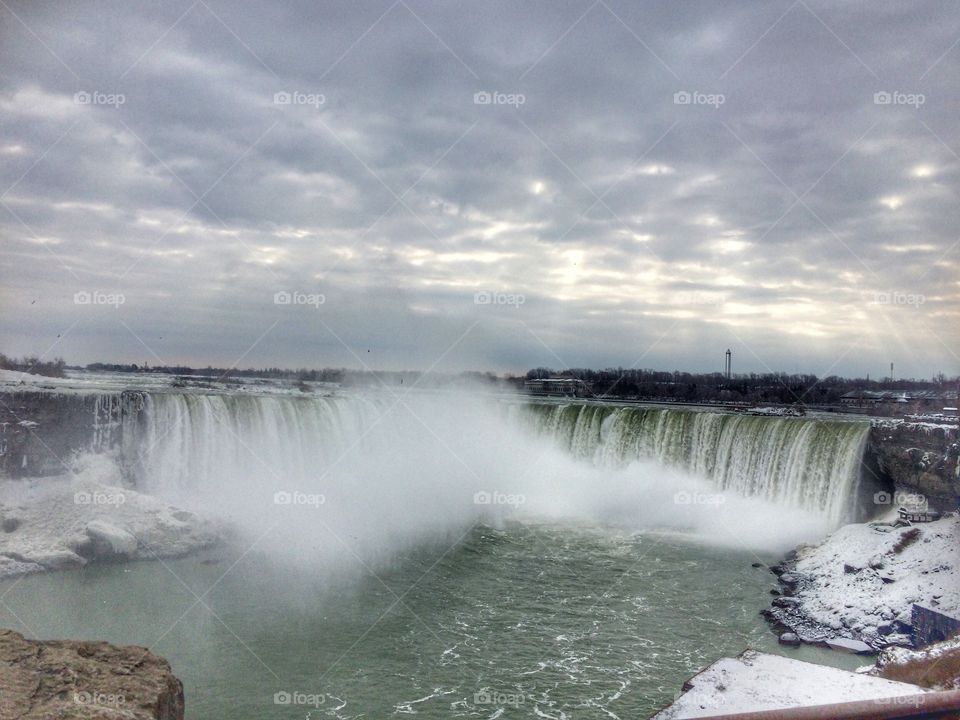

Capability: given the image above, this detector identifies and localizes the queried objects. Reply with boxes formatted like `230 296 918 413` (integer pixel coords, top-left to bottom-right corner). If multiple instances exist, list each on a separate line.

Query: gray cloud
1 0 958 378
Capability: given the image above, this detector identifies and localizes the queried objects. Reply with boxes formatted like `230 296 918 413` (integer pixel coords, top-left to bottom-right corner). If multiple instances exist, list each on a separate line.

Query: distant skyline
1 1 958 378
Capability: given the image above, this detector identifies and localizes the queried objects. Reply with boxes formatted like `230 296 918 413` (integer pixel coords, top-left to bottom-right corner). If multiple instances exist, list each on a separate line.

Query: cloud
0 0 958 378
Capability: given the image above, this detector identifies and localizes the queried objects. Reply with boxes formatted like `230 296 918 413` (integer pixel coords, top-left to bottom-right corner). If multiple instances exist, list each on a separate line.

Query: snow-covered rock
778 632 801 646
0 456 220 579
651 650 929 719
767 513 960 650
85 520 138 557
826 638 874 654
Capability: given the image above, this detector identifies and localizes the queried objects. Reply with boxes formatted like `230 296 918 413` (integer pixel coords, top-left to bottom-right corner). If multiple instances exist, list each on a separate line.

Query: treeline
523 367 960 405
8 355 958 404
82 363 510 389
85 363 344 382
0 354 67 378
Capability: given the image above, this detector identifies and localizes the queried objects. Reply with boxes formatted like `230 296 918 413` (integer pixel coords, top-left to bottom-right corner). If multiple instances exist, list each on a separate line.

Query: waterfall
123 393 870 526
509 402 870 524
124 392 394 498
109 390 870 557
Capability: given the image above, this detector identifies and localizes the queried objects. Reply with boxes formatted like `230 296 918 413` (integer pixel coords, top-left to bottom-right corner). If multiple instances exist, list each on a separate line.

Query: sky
1 0 958 378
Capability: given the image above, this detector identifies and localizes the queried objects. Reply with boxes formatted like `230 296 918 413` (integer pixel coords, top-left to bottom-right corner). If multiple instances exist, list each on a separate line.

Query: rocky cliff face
0 629 184 719
868 422 960 510
0 391 127 478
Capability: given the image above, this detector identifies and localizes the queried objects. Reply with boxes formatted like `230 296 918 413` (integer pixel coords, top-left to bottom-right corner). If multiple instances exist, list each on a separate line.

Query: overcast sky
1 0 958 378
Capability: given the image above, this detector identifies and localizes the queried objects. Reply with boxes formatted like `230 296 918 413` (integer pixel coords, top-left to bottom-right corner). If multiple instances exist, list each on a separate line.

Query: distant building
840 390 955 409
524 378 591 397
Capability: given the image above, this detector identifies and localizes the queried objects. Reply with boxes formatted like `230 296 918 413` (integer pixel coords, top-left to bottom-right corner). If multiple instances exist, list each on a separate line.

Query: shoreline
761 512 959 653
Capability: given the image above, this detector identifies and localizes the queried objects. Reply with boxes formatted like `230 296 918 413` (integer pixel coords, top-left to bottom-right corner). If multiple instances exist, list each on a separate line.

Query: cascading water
509 402 870 525
117 390 872 559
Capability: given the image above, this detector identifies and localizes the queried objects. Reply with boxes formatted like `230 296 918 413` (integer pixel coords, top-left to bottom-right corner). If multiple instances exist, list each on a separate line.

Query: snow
742 407 804 417
0 368 340 398
870 417 958 433
85 519 139 556
774 513 960 648
0 453 220 578
651 650 929 719
878 634 960 669
825 638 873 654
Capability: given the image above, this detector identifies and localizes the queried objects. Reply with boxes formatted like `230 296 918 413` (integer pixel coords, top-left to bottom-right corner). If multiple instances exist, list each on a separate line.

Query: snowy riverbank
0 454 219 579
765 512 959 651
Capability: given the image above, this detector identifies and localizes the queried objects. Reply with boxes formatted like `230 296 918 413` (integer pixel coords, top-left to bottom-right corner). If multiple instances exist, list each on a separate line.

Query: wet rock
779 573 800 587
778 632 801 646
0 628 184 719
769 589 781 596
773 596 802 608
751 562 763 568
769 564 787 576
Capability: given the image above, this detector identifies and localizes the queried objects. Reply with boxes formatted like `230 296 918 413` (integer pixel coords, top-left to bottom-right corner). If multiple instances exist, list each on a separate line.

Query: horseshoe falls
2 387 880 720
117 391 873 566
509 402 871 526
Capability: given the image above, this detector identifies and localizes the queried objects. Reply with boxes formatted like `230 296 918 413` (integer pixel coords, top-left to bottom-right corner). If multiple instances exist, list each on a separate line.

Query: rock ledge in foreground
0 628 184 719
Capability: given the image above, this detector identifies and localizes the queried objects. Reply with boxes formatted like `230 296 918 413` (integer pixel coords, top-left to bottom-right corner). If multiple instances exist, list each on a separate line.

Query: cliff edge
0 629 184 719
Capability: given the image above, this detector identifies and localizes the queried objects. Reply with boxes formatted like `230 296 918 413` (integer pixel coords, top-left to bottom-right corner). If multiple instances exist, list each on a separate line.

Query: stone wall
912 604 960 648
869 422 960 511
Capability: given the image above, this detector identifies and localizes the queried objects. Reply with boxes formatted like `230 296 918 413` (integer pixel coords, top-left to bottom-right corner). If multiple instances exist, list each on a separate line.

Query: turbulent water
0 526 861 719
21 387 871 718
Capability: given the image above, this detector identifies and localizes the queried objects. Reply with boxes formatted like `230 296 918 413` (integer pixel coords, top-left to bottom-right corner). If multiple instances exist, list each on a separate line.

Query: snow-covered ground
874 634 960 689
871 416 959 432
0 367 340 398
0 454 219 579
651 650 930 719
768 512 960 649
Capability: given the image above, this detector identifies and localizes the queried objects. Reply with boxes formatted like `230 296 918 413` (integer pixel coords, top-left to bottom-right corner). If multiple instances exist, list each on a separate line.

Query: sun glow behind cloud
0 1 956 377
